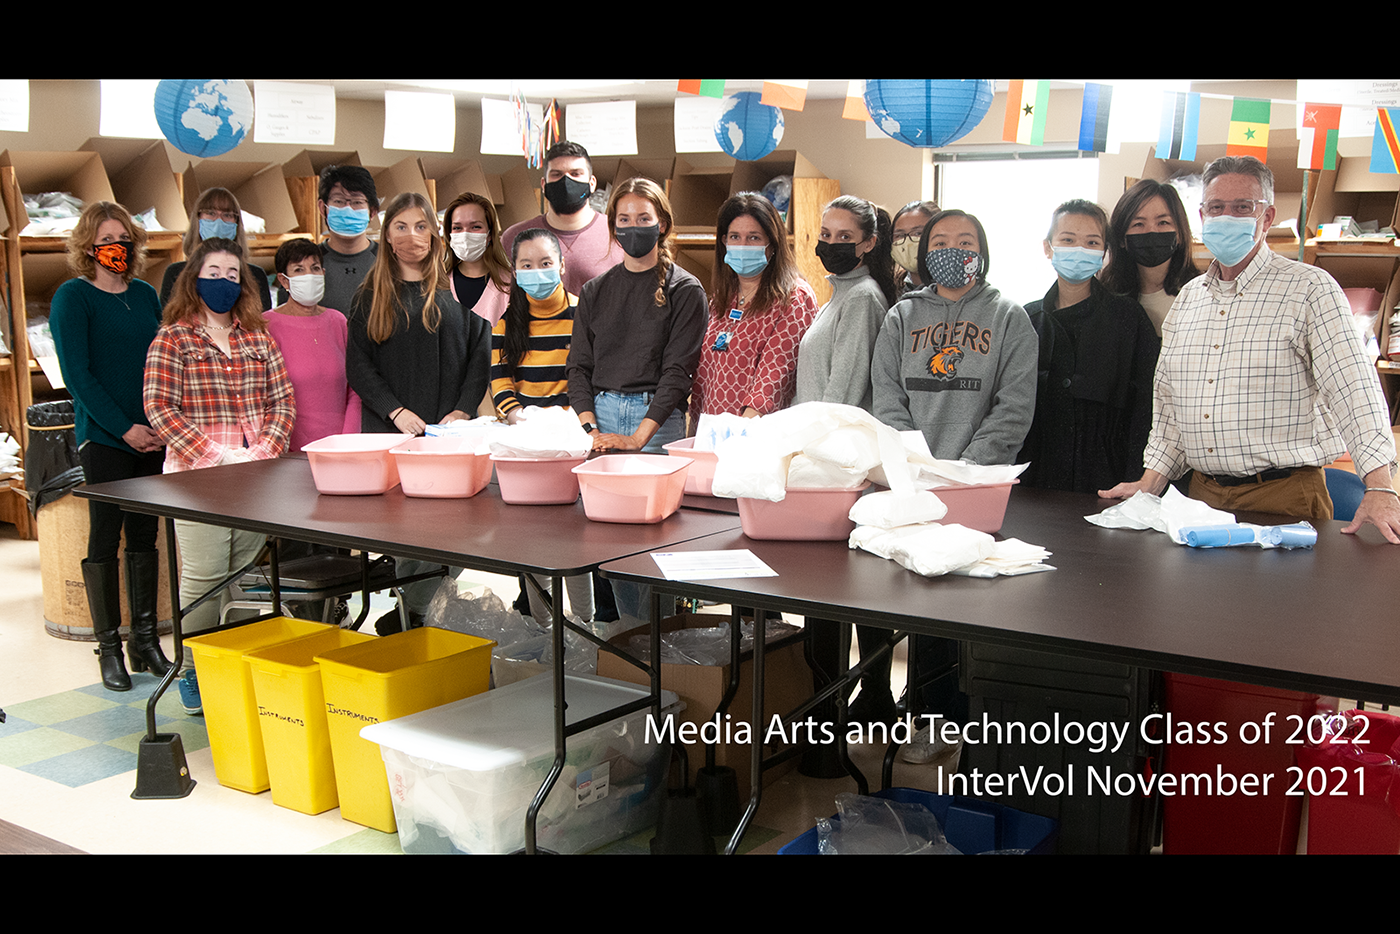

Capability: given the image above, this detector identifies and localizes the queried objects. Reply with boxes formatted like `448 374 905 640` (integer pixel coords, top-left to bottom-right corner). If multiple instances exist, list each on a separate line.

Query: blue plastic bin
778 787 1059 855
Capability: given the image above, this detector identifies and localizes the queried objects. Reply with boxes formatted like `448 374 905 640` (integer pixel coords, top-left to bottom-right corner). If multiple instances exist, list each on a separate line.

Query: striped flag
1156 91 1200 160
677 80 725 99
1003 80 1049 145
1227 98 1271 160
1371 108 1400 174
761 80 807 111
1298 103 1342 170
1077 82 1112 152
842 80 869 121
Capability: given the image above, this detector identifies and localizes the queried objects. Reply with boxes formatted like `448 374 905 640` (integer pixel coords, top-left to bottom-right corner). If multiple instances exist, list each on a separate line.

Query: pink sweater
265 308 362 452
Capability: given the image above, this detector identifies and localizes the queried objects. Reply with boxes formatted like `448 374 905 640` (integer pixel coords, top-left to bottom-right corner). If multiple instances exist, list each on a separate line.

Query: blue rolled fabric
1274 522 1318 548
1182 524 1257 547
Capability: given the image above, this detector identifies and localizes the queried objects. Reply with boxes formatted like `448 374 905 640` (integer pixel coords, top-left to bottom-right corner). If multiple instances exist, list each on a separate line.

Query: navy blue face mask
197 277 241 314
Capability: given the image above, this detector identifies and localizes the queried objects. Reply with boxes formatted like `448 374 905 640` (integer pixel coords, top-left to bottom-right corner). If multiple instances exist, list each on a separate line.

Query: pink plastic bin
933 480 1017 533
662 437 718 496
302 434 405 495
738 483 870 541
572 455 689 524
391 437 493 498
491 455 585 505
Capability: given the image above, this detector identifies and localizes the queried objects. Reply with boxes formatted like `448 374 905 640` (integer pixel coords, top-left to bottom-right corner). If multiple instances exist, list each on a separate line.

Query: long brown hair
182 187 249 256
361 192 449 343
441 190 512 293
607 177 674 307
163 238 265 331
710 192 797 318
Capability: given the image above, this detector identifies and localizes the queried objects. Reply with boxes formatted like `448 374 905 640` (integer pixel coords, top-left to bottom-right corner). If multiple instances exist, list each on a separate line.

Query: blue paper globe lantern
863 80 994 149
153 79 254 158
714 91 784 161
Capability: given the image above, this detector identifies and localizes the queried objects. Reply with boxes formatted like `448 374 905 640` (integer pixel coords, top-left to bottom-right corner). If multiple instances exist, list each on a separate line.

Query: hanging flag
1002 79 1049 145
1077 82 1112 152
842 80 869 122
541 98 561 164
677 80 725 99
1156 91 1200 161
1371 108 1400 174
761 80 808 111
1227 98 1271 161
1298 103 1342 170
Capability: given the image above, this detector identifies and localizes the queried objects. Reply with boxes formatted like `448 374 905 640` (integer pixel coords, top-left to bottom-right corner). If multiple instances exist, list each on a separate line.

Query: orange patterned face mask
94 241 131 275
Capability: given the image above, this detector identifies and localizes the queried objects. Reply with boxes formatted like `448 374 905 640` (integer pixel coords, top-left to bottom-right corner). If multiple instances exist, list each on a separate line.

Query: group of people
51 142 1399 731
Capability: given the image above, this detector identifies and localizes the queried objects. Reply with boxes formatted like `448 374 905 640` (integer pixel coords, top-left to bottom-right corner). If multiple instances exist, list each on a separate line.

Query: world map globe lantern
153 79 254 158
714 91 784 161
864 80 994 149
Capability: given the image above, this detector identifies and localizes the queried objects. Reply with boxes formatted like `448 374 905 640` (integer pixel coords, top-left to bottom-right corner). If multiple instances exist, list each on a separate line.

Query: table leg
524 574 569 855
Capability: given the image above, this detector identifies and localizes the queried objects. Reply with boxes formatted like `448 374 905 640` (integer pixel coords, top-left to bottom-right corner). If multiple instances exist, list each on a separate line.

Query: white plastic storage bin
360 673 679 854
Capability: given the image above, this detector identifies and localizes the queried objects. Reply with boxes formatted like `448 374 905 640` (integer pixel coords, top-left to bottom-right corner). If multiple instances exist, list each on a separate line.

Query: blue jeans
591 391 684 623
593 391 685 453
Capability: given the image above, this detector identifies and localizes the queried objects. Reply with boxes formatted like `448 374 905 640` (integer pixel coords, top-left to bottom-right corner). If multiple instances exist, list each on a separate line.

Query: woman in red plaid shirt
144 238 295 646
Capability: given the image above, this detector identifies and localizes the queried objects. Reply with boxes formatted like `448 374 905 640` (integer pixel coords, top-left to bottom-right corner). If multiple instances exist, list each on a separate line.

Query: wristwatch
582 422 598 434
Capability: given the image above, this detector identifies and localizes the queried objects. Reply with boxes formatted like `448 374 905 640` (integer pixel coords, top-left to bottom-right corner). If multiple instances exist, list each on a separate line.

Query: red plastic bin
1161 673 1328 854
1297 709 1400 854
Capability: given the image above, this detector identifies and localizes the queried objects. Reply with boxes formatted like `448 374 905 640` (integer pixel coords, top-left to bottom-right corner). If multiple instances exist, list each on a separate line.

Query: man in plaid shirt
1101 156 1400 543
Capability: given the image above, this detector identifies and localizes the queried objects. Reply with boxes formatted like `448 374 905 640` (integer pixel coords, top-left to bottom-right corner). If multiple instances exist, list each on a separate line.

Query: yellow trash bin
316 627 495 832
184 618 334 793
245 628 376 815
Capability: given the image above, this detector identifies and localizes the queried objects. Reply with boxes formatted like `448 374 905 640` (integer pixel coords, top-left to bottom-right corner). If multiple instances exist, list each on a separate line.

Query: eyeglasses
1203 199 1269 218
713 306 743 352
891 232 923 246
328 197 370 210
199 209 238 223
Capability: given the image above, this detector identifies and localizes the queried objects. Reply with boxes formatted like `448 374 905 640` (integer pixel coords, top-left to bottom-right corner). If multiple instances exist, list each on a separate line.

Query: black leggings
79 441 164 562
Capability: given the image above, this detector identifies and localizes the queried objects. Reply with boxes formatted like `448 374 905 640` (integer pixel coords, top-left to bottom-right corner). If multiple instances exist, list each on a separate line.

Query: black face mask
815 240 862 275
614 224 661 259
1123 231 1178 269
543 176 591 216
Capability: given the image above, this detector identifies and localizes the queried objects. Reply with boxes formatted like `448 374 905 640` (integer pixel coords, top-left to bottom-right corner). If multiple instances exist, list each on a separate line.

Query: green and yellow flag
1227 98 1271 161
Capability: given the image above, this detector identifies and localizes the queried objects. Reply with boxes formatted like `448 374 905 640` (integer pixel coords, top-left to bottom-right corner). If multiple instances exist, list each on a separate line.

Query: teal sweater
49 277 162 452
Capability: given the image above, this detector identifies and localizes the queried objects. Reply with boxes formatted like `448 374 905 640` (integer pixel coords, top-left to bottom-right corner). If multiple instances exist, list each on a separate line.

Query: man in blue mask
1101 155 1400 542
502 141 622 294
318 164 379 315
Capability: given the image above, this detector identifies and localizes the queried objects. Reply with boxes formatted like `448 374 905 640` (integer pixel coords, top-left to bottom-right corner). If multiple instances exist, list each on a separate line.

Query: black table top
600 487 1400 704
78 455 741 578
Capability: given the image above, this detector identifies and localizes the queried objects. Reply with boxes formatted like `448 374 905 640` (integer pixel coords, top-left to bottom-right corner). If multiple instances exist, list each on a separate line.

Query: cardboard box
596 613 810 799
0 149 115 236
418 156 491 212
370 155 432 210
79 139 185 235
497 161 544 230
281 150 362 236
181 160 298 234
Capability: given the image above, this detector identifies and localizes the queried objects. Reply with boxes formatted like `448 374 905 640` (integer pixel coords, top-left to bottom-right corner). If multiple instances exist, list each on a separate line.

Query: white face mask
449 231 490 263
283 272 325 307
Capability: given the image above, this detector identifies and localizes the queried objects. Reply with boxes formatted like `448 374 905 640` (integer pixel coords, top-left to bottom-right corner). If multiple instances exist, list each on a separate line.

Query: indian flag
1003 80 1049 146
1227 98 1271 160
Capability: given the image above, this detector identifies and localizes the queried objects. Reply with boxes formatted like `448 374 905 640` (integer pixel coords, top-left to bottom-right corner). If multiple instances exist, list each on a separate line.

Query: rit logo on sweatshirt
907 345 982 393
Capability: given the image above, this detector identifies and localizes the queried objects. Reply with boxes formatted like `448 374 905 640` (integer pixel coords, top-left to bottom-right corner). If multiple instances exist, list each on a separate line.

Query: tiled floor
0 522 957 855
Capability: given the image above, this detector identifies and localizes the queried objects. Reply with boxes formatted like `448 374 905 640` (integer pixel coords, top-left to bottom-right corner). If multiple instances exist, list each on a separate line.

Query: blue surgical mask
516 267 562 300
1050 246 1105 284
326 204 370 237
1202 215 1259 267
196 277 242 315
199 217 238 241
725 245 769 278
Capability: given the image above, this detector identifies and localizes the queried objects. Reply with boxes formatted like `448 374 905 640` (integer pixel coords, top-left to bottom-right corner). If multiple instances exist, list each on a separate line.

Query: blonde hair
607 177 675 307
362 192 449 343
67 201 147 282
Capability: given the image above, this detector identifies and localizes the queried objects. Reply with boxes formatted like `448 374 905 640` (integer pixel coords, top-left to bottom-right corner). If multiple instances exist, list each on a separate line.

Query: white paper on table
1085 486 1236 543
650 549 778 581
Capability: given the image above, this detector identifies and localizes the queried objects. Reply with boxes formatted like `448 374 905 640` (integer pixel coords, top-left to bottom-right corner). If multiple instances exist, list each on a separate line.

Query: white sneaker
900 725 952 764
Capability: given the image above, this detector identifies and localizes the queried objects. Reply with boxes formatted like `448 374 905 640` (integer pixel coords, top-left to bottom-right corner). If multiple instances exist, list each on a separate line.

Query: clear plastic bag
816 793 955 855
